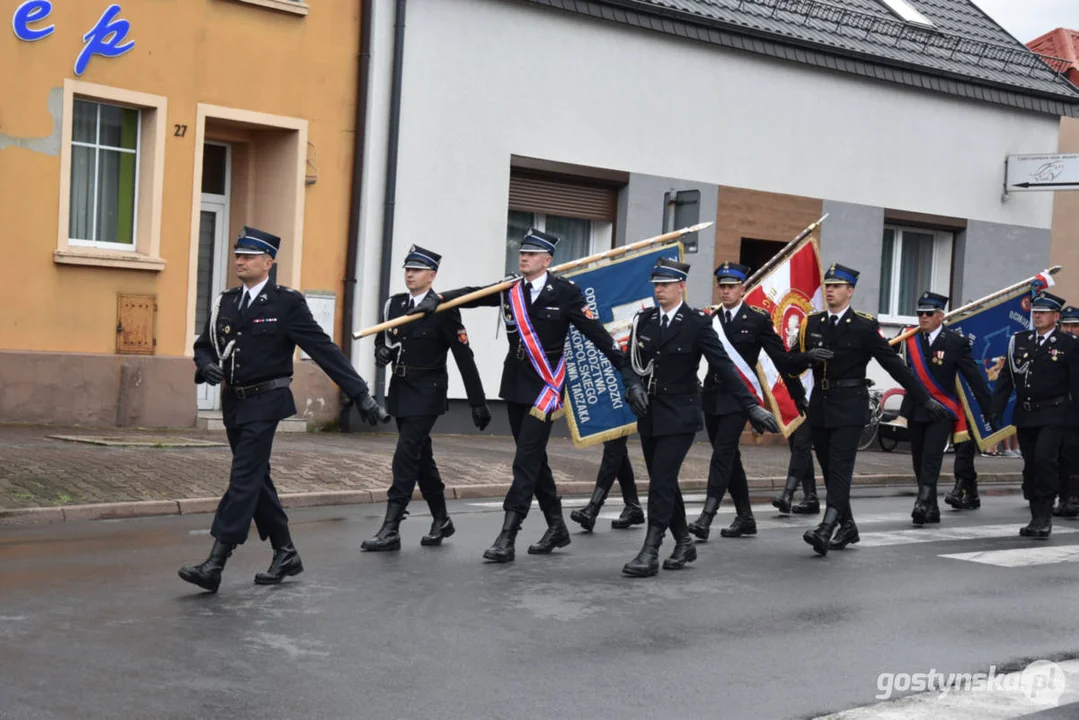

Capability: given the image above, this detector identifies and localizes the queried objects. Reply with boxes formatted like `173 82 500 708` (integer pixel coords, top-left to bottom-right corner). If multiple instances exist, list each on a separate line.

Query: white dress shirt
524 272 548 304
660 302 684 327
240 277 270 310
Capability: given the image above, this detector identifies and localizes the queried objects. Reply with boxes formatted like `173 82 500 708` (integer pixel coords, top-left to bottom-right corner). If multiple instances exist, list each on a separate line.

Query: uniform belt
1021 396 1068 412
229 377 292 400
819 378 867 391
393 363 443 377
648 382 700 396
516 343 562 361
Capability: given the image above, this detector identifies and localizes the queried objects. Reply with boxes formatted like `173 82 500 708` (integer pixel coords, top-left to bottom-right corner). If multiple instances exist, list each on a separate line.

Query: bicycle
858 379 884 451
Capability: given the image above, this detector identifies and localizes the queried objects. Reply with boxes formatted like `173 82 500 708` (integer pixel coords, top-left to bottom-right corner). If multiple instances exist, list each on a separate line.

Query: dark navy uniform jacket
791 309 930 428
194 284 369 427
898 327 992 424
443 274 628 406
701 303 805 416
375 289 486 418
631 304 757 438
991 329 1079 428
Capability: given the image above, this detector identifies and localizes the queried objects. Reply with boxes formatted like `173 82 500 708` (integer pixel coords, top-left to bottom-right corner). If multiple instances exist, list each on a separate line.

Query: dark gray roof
520 0 1079 116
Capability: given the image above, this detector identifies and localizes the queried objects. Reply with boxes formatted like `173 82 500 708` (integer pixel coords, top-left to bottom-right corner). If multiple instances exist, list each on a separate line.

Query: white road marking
857 524 1079 548
942 544 1079 568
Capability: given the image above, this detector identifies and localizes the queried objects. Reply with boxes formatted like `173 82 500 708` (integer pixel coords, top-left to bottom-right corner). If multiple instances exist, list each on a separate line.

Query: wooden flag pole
352 221 715 339
887 266 1063 346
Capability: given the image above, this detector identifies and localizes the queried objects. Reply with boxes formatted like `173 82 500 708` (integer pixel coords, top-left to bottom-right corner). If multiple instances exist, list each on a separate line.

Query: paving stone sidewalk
0 422 1025 519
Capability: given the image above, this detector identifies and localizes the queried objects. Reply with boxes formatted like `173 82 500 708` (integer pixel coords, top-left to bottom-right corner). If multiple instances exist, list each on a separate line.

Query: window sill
54 248 166 272
223 0 309 16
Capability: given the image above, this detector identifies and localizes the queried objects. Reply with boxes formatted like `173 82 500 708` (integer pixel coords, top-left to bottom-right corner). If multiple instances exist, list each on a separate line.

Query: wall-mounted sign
1005 153 1079 193
11 1 135 77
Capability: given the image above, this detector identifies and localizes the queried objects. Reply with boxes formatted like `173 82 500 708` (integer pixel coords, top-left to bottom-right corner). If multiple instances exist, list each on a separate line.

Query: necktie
829 315 838 328
524 282 534 304
408 297 415 311
724 310 732 327
239 291 251 316
660 314 670 338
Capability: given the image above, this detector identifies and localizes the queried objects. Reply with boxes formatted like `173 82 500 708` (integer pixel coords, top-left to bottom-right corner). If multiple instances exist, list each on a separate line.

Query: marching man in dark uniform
182 227 388 593
569 436 644 532
898 292 994 525
428 229 650 562
622 258 780 577
689 261 805 541
790 264 950 556
774 422 819 515
361 245 491 551
989 292 1079 538
944 440 981 511
1055 305 1079 518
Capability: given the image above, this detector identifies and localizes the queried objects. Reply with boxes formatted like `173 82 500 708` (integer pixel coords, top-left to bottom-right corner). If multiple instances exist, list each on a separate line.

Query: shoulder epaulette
750 305 770 316
222 287 241 295
855 311 875 321
275 285 301 295
808 311 825 318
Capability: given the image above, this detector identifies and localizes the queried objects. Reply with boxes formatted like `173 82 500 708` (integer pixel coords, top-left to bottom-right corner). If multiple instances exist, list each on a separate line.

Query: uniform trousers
810 425 862 521
211 420 289 545
640 433 696 533
787 421 816 494
502 401 560 517
595 436 639 505
1059 427 1079 489
387 415 445 506
1017 425 1065 501
908 417 953 491
704 412 749 506
953 439 978 485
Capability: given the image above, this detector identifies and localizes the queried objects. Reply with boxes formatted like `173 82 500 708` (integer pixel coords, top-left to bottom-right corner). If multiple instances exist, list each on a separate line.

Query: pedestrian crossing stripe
941 544 1079 568
857 524 1078 548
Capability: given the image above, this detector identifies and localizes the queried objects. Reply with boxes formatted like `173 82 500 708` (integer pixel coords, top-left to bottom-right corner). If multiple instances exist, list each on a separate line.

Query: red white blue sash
508 281 566 416
906 333 968 438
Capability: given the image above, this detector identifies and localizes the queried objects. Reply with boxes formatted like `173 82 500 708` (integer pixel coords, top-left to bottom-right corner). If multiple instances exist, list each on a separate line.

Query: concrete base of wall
0 351 343 429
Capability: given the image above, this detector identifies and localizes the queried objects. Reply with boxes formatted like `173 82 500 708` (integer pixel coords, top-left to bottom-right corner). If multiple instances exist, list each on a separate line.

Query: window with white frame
505 211 610 275
878 226 953 321
69 99 140 250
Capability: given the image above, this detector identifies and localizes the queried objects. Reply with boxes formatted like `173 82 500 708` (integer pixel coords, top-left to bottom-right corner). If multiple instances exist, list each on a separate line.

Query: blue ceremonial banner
949 289 1028 451
560 242 683 447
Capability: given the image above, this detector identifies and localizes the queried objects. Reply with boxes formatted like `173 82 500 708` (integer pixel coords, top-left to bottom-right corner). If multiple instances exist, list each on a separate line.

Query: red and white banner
743 237 824 436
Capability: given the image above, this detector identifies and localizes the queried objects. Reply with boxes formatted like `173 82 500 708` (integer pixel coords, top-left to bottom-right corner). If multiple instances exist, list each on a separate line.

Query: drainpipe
373 0 408 405
340 0 374 432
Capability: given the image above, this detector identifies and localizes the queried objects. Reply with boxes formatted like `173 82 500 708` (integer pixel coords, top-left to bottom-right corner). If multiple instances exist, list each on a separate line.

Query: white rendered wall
358 0 1061 399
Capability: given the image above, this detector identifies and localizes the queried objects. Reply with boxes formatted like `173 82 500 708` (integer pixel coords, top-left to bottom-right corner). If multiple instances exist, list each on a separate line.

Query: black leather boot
570 487 608 532
803 506 840 556
178 540 235 593
662 529 697 570
772 475 800 514
925 490 941 524
361 502 408 551
1053 479 1068 517
911 485 933 525
792 492 820 514
622 525 664 577
720 495 757 538
829 515 860 550
528 501 572 554
1020 498 1052 538
483 511 523 563
421 494 456 546
687 496 719 541
255 529 304 585
943 478 966 509
611 503 645 529
1065 477 1079 518
961 479 981 510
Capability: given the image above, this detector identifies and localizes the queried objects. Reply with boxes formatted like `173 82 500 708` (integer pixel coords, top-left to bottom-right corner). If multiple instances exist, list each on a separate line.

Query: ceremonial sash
712 314 764 405
508 281 566 417
906 333 968 439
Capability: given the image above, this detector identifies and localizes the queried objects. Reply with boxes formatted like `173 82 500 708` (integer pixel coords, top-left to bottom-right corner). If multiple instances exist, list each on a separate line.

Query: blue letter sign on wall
11 1 135 76
11 0 55 41
75 5 135 76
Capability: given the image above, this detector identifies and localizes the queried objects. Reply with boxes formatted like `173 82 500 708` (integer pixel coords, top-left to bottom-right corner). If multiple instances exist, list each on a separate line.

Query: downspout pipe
340 0 375 432
373 0 408 405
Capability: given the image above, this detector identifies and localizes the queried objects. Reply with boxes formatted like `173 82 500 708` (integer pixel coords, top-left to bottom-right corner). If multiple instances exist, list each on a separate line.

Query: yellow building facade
1 0 362 427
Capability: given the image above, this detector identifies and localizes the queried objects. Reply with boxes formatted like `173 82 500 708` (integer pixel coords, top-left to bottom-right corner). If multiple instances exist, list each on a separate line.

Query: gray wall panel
820 200 886 315
956 221 1052 305
618 173 719 308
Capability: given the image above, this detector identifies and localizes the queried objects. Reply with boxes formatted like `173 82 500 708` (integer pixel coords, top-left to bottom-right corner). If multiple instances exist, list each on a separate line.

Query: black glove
200 363 224 385
472 403 492 431
408 293 440 316
355 392 390 425
748 405 780 434
374 344 398 369
924 398 952 421
795 396 809 416
625 379 650 418
806 348 834 363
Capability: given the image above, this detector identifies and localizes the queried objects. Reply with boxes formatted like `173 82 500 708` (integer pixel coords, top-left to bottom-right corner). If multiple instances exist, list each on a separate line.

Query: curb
0 473 1025 527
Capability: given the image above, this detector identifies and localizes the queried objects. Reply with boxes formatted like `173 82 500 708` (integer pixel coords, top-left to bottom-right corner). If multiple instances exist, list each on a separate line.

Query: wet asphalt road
2 494 1078 720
